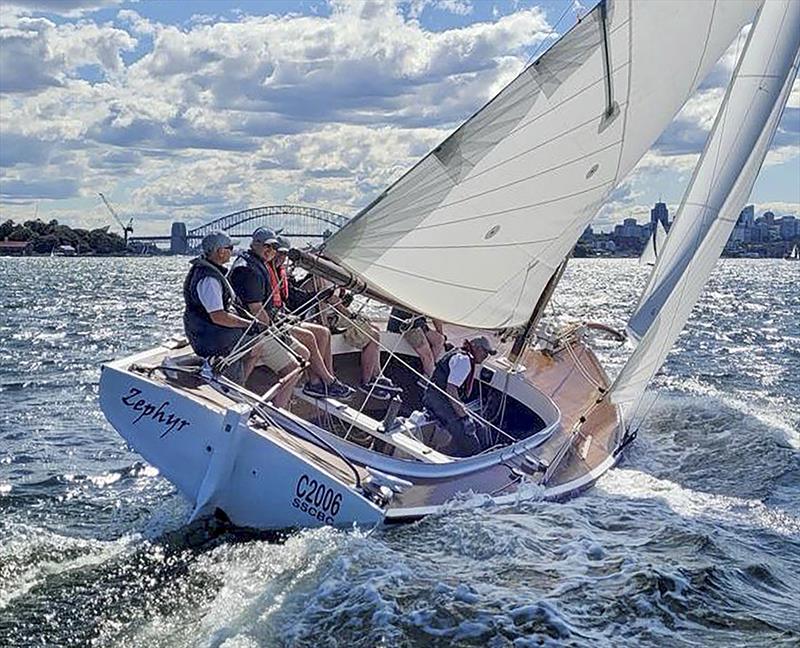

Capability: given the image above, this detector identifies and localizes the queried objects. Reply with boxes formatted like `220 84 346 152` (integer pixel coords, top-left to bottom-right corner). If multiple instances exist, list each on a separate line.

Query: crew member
422 336 496 456
229 228 352 400
183 231 301 408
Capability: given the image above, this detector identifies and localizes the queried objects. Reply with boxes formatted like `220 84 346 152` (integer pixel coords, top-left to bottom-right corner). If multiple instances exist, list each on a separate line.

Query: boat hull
99 361 385 530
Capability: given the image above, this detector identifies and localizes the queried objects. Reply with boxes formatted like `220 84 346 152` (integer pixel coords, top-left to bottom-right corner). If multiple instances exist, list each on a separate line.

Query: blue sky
0 0 798 236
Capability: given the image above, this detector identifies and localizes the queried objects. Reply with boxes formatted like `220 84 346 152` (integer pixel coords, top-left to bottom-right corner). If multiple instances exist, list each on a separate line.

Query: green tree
9 225 36 241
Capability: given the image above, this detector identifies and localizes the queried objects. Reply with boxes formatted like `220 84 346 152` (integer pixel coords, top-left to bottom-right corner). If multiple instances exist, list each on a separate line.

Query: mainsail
609 0 800 412
323 0 761 329
639 220 668 267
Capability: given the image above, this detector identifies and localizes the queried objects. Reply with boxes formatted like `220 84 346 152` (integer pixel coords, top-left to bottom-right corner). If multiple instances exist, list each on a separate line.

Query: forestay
610 0 800 413
323 0 761 329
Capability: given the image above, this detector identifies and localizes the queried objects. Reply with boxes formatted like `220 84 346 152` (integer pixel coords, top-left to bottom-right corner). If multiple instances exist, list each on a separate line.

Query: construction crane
98 193 134 246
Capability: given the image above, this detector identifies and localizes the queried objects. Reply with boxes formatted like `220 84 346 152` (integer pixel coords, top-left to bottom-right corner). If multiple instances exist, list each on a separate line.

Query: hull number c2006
292 474 342 525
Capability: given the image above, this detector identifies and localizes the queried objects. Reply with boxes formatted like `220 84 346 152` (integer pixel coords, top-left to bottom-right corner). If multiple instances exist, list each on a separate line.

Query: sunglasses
223 245 234 250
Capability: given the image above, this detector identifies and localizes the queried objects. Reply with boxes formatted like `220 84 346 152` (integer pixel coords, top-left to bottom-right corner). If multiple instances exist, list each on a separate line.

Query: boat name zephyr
121 387 191 436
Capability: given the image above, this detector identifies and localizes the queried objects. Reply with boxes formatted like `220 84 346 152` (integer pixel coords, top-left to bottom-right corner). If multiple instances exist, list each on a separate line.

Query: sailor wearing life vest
182 231 302 409
229 228 353 400
422 336 496 457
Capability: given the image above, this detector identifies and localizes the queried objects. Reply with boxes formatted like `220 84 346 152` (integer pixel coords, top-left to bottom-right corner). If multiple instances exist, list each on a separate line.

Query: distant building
780 215 797 240
738 204 755 227
0 239 32 256
650 201 669 229
170 222 189 255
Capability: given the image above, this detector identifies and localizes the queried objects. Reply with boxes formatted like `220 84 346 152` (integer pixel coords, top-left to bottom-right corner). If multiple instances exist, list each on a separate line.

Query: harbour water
1 257 798 647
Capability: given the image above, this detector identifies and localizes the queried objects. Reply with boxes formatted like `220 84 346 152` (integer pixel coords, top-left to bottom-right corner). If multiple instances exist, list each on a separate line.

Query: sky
0 0 798 237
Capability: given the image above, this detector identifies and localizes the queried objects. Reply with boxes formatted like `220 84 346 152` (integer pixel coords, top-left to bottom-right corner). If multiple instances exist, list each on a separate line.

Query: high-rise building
650 201 669 228
738 204 755 227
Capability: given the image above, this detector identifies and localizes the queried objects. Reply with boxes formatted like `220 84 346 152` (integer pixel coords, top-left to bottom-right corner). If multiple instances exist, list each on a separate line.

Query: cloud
0 15 136 94
3 0 123 18
0 132 54 166
0 177 79 200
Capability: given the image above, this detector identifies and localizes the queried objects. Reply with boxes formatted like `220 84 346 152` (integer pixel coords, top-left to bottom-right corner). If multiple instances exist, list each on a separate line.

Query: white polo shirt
196 277 224 313
447 353 472 387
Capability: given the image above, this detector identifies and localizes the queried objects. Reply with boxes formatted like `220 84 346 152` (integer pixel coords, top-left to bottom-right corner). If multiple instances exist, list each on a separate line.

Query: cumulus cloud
0 16 136 94
0 0 795 235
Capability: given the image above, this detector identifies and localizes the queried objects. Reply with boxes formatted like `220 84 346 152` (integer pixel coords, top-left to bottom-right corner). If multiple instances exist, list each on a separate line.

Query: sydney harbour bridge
131 205 350 253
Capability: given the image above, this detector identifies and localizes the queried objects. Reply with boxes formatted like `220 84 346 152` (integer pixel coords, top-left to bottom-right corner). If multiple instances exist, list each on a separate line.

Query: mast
508 256 569 364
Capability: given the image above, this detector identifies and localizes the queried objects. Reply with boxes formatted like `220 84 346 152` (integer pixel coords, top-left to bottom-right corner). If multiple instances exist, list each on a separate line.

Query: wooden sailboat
99 0 798 531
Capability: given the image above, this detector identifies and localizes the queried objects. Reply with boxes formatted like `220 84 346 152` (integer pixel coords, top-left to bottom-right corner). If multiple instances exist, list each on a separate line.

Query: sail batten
324 0 761 329
611 0 800 413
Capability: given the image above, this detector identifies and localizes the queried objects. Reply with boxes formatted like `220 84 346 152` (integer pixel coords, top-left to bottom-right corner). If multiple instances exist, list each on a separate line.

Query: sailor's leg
425 329 445 361
291 328 335 384
407 328 435 376
300 322 333 373
361 338 379 384
273 357 302 409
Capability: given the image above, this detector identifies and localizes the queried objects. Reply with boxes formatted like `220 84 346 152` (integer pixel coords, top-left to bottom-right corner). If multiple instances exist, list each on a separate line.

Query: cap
201 231 233 255
469 335 497 355
275 236 291 253
252 227 279 245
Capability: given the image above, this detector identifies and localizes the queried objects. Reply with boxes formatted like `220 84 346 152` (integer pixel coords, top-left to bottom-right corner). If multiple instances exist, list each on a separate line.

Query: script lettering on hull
121 387 191 437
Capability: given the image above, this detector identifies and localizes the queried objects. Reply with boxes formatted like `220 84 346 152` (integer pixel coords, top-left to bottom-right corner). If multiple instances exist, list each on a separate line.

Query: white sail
324 0 760 329
610 0 800 412
628 0 800 343
639 220 668 267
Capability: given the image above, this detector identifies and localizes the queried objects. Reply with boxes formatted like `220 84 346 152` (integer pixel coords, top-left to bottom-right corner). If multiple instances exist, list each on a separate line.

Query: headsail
639 220 668 267
323 0 761 329
609 0 800 412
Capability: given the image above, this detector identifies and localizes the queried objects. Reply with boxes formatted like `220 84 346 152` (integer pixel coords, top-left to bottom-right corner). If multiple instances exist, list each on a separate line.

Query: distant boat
786 243 799 260
639 220 668 267
99 0 799 532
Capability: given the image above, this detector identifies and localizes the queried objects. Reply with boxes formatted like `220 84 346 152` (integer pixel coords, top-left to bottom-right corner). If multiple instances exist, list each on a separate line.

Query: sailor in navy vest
422 336 496 457
228 228 353 400
183 230 301 409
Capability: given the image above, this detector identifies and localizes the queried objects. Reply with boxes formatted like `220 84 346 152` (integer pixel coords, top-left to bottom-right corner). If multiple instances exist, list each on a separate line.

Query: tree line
0 219 127 254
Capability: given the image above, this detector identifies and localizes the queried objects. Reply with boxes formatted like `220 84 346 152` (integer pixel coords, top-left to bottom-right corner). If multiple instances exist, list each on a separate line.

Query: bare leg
301 322 333 373
426 330 445 360
273 358 302 409
361 339 379 384
413 339 435 377
291 328 335 384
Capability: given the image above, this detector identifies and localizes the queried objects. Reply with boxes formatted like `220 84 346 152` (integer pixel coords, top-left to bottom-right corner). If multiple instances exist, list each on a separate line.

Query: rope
330 305 519 446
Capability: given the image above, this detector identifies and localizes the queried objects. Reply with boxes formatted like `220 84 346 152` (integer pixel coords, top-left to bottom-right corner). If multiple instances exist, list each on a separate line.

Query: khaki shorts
332 312 375 350
253 334 304 373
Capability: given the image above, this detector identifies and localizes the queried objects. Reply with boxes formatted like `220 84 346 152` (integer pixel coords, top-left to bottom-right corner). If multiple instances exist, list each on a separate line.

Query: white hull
100 358 385 530
100 328 626 531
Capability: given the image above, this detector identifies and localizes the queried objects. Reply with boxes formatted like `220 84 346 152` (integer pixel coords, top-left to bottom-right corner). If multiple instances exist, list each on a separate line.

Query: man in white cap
422 335 496 456
229 228 353 399
183 230 301 408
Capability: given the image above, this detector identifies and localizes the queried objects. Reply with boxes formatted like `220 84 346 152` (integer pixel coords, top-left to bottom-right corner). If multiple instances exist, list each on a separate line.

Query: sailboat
786 243 799 260
99 0 799 531
639 220 668 267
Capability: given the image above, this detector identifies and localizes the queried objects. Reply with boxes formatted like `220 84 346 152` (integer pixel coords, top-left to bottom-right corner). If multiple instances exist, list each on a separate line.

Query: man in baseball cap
421 334 497 456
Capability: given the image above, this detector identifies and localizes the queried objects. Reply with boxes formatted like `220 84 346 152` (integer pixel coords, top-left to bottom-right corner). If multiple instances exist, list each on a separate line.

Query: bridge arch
188 204 349 240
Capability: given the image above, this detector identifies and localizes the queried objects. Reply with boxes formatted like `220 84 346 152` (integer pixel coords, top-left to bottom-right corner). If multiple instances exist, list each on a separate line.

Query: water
1 257 798 647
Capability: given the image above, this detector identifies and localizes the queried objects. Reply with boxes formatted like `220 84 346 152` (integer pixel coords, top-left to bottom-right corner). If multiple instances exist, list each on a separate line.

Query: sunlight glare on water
0 257 798 647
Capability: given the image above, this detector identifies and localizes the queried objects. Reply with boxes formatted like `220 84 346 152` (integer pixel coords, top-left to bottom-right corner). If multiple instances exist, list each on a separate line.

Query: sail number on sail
292 474 343 524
